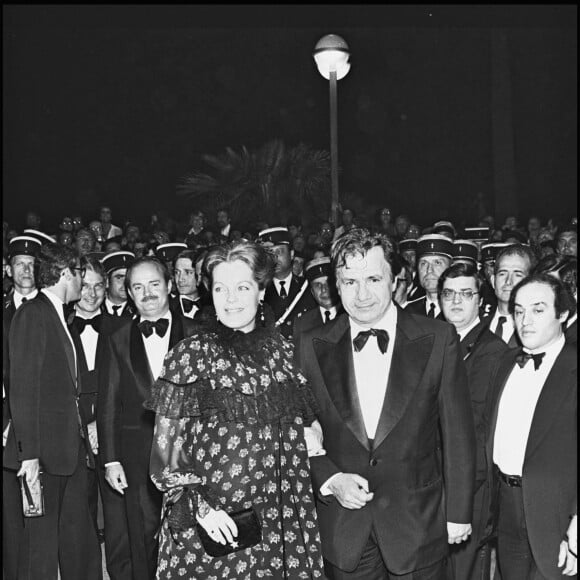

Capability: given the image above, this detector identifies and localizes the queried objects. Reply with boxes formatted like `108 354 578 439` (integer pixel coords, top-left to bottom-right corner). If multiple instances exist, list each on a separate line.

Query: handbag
196 507 262 557
19 473 45 518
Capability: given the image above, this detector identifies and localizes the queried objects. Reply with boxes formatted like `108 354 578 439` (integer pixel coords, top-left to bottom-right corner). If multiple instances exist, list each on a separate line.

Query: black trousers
496 478 546 580
448 481 491 580
327 528 448 580
123 461 163 580
17 441 102 580
2 467 27 580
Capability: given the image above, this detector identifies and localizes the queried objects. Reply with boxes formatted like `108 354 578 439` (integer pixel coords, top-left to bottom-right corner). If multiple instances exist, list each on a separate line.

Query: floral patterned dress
144 322 324 579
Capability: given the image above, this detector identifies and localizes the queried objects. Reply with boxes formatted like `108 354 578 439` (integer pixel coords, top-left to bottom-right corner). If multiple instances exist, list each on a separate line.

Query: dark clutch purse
196 507 262 557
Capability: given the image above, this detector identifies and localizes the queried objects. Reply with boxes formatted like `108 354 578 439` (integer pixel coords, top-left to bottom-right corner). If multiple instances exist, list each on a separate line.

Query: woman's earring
260 301 265 324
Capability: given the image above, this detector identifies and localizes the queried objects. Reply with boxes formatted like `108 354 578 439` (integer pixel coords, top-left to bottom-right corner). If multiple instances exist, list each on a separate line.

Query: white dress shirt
74 309 100 371
319 305 338 323
105 298 127 316
274 273 293 297
13 288 38 310
493 334 565 476
350 305 398 439
489 309 515 344
140 311 172 381
179 296 199 319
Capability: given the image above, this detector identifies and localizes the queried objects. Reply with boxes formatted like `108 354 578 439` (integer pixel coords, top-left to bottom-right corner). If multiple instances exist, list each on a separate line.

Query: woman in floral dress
145 240 325 579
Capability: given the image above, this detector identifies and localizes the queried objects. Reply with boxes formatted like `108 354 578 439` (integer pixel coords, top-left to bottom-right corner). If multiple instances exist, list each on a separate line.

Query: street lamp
313 34 350 226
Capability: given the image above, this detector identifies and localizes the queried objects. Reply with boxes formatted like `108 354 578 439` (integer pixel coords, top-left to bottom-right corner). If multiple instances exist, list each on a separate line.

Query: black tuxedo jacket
293 305 344 354
404 296 446 320
97 312 196 476
264 275 317 339
564 318 577 345
484 343 577 579
5 293 87 475
297 308 475 574
69 313 126 425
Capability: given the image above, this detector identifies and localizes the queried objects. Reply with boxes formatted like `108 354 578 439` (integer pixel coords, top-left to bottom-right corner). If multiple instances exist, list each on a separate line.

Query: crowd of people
2 201 577 580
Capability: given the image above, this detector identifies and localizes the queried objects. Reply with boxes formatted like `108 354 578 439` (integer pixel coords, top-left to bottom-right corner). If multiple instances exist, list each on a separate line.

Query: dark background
3 5 577 231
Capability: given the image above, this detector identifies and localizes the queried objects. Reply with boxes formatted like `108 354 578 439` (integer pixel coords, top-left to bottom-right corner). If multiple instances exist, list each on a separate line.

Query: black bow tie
353 329 389 354
73 315 102 334
515 350 546 371
181 298 198 314
138 318 169 338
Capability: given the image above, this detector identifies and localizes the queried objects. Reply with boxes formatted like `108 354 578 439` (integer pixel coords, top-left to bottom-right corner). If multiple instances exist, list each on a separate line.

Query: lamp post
313 34 350 227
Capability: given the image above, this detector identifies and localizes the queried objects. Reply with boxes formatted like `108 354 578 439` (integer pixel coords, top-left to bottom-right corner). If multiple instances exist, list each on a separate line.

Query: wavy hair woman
145 240 324 579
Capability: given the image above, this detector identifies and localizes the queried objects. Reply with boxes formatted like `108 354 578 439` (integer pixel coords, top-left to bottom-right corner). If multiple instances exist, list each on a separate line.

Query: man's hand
196 508 238 545
105 464 128 495
87 421 98 454
447 522 472 544
558 515 577 576
17 458 40 486
328 473 374 510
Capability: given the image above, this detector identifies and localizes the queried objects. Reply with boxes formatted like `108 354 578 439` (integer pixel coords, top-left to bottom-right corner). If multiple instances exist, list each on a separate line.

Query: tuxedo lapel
70 326 89 376
41 294 77 388
129 319 154 391
313 316 369 451
373 312 433 450
168 314 185 349
524 346 576 461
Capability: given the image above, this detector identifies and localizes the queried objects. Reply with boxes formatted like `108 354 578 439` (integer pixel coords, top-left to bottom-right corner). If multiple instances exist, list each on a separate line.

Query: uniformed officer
101 251 136 317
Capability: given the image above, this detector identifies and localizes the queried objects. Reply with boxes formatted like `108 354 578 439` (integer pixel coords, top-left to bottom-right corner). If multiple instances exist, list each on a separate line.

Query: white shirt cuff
320 472 343 496
104 461 121 468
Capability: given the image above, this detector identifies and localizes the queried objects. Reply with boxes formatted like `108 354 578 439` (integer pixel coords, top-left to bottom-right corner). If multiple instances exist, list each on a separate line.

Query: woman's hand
196 508 238 545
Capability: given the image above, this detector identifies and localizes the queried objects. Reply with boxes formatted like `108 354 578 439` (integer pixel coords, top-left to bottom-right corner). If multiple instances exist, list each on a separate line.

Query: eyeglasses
70 267 86 279
440 289 479 301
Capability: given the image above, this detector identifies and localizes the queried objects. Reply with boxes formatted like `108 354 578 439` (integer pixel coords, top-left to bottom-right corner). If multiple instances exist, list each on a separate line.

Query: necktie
353 329 389 354
279 281 287 299
21 297 27 303
138 318 169 338
515 350 546 371
495 316 507 339
427 302 436 318
73 315 102 334
112 305 122 316
181 298 196 314
324 310 331 324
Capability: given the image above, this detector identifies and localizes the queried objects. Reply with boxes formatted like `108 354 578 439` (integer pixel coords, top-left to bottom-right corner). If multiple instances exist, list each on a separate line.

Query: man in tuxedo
405 234 453 319
6 243 102 579
486 273 577 579
438 263 509 580
171 248 204 318
297 228 476 579
481 244 537 347
98 256 196 580
216 208 235 240
258 226 316 339
294 256 343 352
2 235 42 580
69 255 131 580
101 250 136 317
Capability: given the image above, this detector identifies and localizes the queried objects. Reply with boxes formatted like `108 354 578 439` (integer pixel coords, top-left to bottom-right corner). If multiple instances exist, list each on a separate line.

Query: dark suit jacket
264 275 317 339
297 308 476 574
97 312 196 476
5 292 86 475
293 304 344 354
485 343 577 580
459 321 509 490
404 296 446 320
564 318 577 345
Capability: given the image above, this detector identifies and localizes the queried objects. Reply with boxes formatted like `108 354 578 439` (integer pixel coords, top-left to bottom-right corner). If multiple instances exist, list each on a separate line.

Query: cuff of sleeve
104 461 121 468
320 472 343 496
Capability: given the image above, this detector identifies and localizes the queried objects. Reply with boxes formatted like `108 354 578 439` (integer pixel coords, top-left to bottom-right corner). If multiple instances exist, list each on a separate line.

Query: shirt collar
13 288 38 307
40 288 65 316
139 309 172 324
275 273 293 288
350 302 398 337
524 333 565 358
106 297 126 309
74 305 102 320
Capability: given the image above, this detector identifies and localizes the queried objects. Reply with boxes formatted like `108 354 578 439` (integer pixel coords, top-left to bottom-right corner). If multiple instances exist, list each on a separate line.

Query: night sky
3 5 577 232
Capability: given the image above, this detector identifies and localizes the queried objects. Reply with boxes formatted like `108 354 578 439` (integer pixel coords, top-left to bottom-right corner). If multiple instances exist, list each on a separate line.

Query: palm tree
176 139 331 228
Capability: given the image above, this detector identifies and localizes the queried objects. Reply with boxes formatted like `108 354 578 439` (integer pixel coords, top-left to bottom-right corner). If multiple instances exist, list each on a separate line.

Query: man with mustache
98 257 196 580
